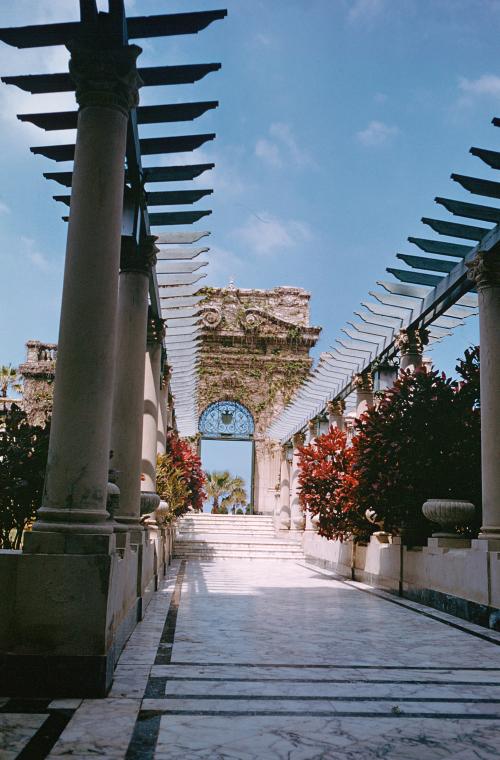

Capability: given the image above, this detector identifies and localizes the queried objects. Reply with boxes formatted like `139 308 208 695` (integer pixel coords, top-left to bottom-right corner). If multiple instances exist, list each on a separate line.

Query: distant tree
204 471 246 513
0 364 22 398
0 404 50 549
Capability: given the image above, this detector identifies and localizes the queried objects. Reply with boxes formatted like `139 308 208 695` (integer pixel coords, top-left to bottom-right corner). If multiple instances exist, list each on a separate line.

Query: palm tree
204 470 246 513
0 365 22 398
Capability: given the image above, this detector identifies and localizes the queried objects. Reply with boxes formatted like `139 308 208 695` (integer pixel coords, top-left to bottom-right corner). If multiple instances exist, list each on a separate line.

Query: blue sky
3 0 500 380
200 440 253 511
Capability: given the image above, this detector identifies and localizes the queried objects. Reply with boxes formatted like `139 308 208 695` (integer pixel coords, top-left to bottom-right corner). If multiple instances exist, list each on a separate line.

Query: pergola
265 123 500 443
0 1 227 437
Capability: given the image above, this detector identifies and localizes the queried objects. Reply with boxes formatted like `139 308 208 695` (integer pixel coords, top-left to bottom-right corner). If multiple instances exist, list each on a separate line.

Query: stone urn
311 513 320 532
365 508 391 544
422 499 475 537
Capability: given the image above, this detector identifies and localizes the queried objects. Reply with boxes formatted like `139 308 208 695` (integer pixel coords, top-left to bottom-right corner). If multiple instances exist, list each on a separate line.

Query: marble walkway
3 558 500 759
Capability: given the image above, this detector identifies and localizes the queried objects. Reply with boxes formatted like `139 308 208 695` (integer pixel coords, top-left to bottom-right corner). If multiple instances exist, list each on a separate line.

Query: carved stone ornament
120 235 158 274
239 309 262 332
466 250 500 290
395 327 429 356
200 307 222 330
68 41 143 115
327 399 346 416
293 431 305 448
353 372 373 392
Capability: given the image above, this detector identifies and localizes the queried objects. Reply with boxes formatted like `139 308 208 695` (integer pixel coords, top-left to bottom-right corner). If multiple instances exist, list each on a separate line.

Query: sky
3 0 500 381
200 440 253 511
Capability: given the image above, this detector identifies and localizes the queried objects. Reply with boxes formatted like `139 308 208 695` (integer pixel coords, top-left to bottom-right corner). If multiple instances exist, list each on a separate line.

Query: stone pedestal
289 433 305 531
468 250 500 545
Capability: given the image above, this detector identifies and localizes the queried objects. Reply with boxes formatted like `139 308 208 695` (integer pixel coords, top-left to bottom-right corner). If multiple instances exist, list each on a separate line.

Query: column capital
293 431 305 448
327 399 346 416
467 249 500 290
68 41 143 116
353 371 373 392
120 235 158 274
395 327 429 356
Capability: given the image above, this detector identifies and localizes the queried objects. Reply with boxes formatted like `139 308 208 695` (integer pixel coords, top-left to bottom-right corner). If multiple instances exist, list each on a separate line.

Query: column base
23 530 115 555
472 536 500 551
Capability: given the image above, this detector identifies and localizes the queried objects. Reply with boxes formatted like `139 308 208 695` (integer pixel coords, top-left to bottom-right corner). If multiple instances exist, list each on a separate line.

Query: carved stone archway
197 285 321 514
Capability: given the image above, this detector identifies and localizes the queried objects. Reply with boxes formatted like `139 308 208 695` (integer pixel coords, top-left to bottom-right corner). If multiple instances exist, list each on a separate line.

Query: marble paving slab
0 713 48 760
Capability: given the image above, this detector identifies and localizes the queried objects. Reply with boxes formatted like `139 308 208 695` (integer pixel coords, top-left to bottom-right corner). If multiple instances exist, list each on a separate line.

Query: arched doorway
199 400 255 514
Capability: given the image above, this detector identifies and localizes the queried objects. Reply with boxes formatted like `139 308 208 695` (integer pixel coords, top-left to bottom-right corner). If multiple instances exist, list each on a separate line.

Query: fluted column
278 445 291 530
290 432 305 531
27 42 142 550
396 328 429 372
327 399 345 431
467 250 500 545
110 236 157 534
140 314 164 514
354 372 374 417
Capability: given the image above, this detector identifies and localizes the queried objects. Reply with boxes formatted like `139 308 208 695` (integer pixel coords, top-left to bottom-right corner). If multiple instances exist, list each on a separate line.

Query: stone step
173 551 303 559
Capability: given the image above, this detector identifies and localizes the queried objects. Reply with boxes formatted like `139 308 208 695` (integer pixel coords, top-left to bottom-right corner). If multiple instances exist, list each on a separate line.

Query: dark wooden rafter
2 63 221 94
44 164 215 187
0 10 228 48
31 134 216 162
18 101 219 130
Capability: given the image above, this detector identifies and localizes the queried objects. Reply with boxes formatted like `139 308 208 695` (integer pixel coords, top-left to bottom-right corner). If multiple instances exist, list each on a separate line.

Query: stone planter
422 499 476 537
311 513 320 532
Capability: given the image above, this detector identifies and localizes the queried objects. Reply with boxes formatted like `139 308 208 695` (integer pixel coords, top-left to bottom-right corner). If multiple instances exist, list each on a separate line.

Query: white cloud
348 0 385 23
374 92 388 104
233 213 312 256
205 245 244 287
255 138 282 168
457 74 500 107
356 120 399 147
0 201 11 214
255 122 314 169
21 236 50 272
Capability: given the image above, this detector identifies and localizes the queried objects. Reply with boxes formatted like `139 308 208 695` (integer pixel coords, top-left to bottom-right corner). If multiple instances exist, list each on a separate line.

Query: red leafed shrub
351 359 481 536
298 426 369 541
165 432 206 512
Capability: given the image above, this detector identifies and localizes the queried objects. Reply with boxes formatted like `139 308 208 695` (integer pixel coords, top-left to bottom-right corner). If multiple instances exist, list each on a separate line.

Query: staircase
173 514 304 560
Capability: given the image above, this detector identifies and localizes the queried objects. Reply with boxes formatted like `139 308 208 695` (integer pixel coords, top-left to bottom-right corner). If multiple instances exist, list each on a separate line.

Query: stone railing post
278 445 291 530
396 328 429 372
110 236 157 540
25 40 142 551
327 399 345 430
467 250 500 547
354 372 374 417
290 432 305 531
140 313 164 514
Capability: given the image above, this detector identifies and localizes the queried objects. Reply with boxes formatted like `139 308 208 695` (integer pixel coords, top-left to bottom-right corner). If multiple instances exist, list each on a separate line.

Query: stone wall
18 340 56 426
302 532 500 631
197 285 321 512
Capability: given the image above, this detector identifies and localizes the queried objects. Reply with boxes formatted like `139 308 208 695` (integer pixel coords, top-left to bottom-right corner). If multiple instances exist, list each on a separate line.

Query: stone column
157 366 171 457
467 250 500 545
110 236 157 536
140 314 164 514
26 42 142 550
354 372 374 417
396 328 429 372
290 432 305 531
327 399 346 431
278 446 291 530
